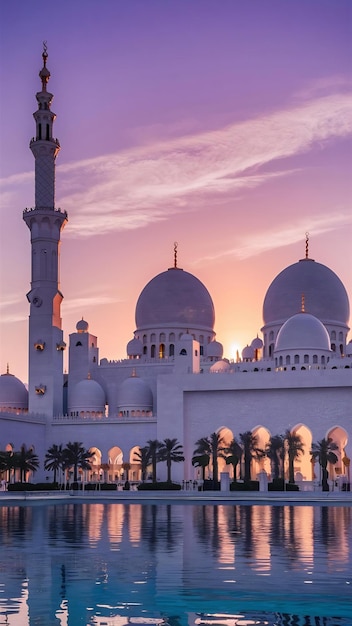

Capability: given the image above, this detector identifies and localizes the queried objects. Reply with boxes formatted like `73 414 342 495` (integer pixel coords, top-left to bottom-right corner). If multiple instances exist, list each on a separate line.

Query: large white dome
135 267 215 331
263 258 349 326
275 312 331 352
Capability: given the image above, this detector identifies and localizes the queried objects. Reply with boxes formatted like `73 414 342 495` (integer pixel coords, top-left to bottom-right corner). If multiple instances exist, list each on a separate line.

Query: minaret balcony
30 136 60 146
23 207 68 217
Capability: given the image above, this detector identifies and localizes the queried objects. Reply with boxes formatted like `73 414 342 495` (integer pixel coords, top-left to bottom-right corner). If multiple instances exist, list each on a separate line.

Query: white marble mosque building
1 50 351 487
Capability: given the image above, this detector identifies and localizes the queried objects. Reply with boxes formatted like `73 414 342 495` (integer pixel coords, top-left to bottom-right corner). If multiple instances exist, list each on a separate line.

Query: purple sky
0 0 351 383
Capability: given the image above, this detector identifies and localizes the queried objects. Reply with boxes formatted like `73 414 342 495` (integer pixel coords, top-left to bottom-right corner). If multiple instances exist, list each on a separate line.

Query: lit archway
327 426 349 482
88 447 102 482
217 427 234 478
108 446 123 482
288 424 312 481
252 426 270 478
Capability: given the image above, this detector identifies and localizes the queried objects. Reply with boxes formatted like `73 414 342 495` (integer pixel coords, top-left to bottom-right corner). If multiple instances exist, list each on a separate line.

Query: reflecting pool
0 501 351 625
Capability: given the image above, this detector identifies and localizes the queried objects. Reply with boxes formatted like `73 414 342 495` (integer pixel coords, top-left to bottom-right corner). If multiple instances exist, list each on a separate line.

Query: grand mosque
1 49 351 487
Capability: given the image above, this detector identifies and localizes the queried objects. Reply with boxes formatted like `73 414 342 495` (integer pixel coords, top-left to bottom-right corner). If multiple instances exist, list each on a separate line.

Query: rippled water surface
0 501 351 625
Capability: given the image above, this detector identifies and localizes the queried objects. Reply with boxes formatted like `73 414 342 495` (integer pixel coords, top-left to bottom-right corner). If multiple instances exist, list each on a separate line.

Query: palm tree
146 439 162 483
63 442 94 483
193 432 225 488
133 446 151 482
311 438 338 491
284 430 304 484
0 450 13 482
239 431 259 483
222 438 242 483
44 444 65 484
15 445 40 482
191 453 209 481
266 434 284 481
158 438 185 484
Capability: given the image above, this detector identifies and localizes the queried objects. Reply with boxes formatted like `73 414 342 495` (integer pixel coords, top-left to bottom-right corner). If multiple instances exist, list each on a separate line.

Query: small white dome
127 337 143 357
118 374 153 412
180 332 194 342
0 372 28 410
251 336 263 350
242 345 255 360
206 340 223 358
210 359 230 373
275 312 331 352
76 319 89 333
69 377 105 412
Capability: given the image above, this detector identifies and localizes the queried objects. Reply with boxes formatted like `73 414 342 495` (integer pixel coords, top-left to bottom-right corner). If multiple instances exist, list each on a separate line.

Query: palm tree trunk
288 454 295 484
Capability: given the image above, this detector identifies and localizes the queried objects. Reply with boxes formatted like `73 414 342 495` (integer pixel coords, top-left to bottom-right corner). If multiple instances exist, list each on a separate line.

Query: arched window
269 331 274 341
304 354 309 364
339 332 343 341
294 354 299 364
159 343 165 358
331 343 336 352
180 348 187 356
151 345 156 358
313 355 318 364
169 333 175 342
151 333 156 342
279 356 283 366
169 344 174 357
286 355 291 365
143 334 147 345
76 341 82 347
331 331 336 340
159 333 166 342
143 346 147 355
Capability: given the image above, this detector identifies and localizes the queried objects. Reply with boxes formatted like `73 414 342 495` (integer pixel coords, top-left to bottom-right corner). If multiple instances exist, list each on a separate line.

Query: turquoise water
0 501 351 625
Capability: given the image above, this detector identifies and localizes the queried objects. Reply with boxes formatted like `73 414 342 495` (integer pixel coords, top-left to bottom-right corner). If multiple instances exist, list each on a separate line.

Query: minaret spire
305 232 309 259
23 46 67 417
174 241 178 268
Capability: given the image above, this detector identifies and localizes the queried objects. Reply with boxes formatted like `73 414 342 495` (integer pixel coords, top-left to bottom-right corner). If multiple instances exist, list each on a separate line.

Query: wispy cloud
61 293 121 315
193 211 352 264
0 295 24 310
1 92 352 237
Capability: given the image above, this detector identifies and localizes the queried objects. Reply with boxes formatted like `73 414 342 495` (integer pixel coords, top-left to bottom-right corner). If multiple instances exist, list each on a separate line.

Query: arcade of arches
65 425 349 485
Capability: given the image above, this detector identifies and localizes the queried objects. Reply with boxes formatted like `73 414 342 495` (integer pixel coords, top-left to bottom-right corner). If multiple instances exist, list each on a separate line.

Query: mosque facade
1 51 351 487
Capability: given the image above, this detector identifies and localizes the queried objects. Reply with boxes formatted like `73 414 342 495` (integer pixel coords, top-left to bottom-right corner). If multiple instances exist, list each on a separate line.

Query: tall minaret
23 44 67 417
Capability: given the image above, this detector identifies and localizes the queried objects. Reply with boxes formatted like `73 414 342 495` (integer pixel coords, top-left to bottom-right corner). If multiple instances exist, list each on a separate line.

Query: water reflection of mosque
0 503 350 625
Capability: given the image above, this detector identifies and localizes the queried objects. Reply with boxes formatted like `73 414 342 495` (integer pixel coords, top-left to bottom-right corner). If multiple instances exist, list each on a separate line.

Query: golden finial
174 241 178 268
305 232 309 259
6 363 9 375
301 293 305 312
43 41 48 62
